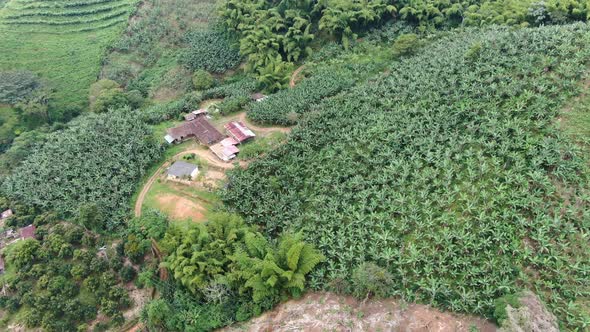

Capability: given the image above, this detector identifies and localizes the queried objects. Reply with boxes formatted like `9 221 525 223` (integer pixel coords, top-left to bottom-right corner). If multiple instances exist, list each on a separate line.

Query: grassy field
0 0 139 110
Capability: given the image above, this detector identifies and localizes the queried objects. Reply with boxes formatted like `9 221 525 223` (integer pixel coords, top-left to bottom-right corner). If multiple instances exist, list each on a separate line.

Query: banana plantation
223 24 590 329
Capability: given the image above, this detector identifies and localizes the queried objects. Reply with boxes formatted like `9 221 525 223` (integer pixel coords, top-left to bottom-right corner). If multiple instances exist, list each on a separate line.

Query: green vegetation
140 213 322 330
2 0 590 331
0 105 19 152
238 132 288 160
0 221 132 331
561 91 590 151
0 0 139 110
102 0 224 100
3 109 161 226
219 0 394 87
181 30 241 74
192 69 215 91
223 24 590 330
248 64 375 125
0 70 41 105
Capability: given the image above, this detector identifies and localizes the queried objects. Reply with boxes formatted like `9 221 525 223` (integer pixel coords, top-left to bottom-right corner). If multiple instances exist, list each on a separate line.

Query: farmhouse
167 161 199 180
210 137 240 162
166 117 224 145
251 93 268 102
225 121 256 143
1 209 13 220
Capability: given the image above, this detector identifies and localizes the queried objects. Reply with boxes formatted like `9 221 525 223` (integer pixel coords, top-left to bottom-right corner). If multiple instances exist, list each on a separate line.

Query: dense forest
0 0 590 331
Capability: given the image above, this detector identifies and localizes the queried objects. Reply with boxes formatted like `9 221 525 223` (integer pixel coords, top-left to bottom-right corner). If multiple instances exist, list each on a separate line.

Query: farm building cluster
0 210 36 274
164 109 256 163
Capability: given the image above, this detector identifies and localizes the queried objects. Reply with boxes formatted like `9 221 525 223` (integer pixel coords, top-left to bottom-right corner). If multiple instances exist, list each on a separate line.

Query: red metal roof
225 145 239 155
168 117 224 145
221 137 238 147
224 121 255 143
19 225 35 239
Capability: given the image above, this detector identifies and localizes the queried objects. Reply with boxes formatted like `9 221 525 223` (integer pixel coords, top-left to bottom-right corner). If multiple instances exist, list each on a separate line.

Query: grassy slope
0 0 138 110
0 105 18 150
102 0 216 98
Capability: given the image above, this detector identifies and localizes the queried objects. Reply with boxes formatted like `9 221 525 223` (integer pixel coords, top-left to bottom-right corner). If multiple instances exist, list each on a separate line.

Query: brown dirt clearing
223 292 497 332
155 194 206 222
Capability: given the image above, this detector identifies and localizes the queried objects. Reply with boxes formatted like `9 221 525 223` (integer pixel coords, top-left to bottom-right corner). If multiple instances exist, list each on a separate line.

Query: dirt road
134 114 292 218
133 148 243 218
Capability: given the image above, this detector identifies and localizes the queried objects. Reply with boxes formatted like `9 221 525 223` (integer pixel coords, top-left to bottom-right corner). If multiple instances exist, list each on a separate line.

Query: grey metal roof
167 161 198 177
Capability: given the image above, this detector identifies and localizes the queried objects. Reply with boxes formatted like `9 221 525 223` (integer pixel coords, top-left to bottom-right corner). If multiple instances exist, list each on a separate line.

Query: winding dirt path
134 115 292 218
134 148 244 218
289 65 306 88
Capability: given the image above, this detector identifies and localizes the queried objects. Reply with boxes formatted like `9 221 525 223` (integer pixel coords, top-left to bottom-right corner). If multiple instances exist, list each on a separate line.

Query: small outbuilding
210 137 240 162
225 121 256 143
184 109 208 121
167 161 199 180
19 225 36 240
251 93 268 102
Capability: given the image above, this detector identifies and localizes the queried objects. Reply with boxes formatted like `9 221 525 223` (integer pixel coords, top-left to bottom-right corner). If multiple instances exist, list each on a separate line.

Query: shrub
89 79 120 106
493 293 521 324
218 95 249 115
351 262 394 299
0 70 41 105
392 33 420 57
92 89 123 113
142 299 172 330
119 265 137 283
192 69 215 90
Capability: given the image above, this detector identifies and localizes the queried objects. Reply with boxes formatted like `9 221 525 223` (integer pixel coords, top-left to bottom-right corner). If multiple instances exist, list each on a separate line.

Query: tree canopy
2 109 161 228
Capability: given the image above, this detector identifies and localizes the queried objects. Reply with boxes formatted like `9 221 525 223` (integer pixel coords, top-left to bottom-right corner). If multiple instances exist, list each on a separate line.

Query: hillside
0 0 138 111
0 0 590 331
222 24 590 330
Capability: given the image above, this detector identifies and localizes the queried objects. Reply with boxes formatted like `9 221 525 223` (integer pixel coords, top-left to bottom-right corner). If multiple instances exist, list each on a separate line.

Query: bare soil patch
155 193 206 222
223 292 497 332
123 285 152 321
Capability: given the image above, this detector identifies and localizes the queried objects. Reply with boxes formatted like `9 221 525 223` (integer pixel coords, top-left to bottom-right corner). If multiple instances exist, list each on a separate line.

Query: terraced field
0 0 138 110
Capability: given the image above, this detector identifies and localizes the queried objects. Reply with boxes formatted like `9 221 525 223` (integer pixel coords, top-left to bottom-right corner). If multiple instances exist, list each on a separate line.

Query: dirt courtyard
224 292 497 332
155 193 206 222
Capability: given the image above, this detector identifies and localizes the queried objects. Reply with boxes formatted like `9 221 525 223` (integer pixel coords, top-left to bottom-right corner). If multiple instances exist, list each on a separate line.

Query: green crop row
2 1 129 19
2 7 130 25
